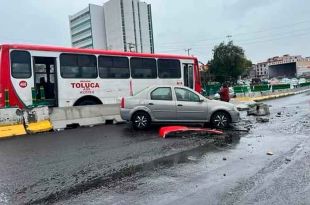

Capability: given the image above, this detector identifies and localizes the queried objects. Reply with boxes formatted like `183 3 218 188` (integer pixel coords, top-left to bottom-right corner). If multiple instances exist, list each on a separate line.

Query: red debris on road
159 126 224 138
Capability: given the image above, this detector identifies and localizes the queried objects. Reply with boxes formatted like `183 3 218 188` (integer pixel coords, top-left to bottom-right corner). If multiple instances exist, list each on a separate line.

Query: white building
267 54 304 65
69 4 107 49
69 0 154 53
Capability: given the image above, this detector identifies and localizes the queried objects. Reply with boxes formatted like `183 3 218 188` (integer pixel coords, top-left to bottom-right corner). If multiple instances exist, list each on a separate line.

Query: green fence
202 82 221 96
300 82 310 87
233 86 250 94
203 82 307 97
250 84 271 92
272 84 290 91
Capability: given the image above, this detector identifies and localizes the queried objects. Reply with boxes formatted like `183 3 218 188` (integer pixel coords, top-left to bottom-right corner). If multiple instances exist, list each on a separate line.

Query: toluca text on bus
0 44 202 109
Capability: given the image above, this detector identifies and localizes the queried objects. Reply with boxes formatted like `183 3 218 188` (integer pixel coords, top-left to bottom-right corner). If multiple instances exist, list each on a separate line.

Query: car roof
147 85 190 89
146 85 202 93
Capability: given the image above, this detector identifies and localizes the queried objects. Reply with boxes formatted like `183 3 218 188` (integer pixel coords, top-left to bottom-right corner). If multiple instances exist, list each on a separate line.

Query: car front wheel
211 111 231 129
132 111 151 130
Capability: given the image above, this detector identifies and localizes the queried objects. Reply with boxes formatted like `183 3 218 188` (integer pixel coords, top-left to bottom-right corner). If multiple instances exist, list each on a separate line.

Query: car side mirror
199 98 205 103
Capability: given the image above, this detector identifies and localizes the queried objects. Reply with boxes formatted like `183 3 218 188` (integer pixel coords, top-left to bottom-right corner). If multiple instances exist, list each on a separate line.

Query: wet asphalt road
0 92 310 204
59 92 310 205
0 113 226 204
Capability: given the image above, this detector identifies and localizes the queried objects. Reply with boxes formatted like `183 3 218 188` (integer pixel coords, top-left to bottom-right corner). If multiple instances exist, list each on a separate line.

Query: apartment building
69 0 154 53
253 62 268 78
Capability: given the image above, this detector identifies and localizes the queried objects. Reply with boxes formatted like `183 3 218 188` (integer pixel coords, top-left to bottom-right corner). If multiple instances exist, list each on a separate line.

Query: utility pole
185 48 192 56
226 35 232 42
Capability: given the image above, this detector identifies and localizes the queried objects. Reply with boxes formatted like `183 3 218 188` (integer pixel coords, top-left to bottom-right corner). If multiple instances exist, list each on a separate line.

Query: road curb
0 108 26 138
254 88 310 102
253 92 294 102
0 124 27 139
234 88 310 103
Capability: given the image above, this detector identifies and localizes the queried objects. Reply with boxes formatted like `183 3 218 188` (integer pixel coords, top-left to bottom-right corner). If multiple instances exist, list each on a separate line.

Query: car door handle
177 104 183 107
149 103 154 105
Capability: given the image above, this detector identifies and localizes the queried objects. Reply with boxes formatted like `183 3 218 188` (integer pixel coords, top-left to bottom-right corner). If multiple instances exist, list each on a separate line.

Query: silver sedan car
120 85 240 130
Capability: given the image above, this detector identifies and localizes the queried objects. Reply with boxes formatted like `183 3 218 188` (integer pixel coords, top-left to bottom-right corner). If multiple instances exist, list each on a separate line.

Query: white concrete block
49 104 123 130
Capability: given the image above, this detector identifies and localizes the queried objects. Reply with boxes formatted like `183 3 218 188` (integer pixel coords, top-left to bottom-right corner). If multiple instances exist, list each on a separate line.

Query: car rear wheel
132 112 151 130
211 111 231 129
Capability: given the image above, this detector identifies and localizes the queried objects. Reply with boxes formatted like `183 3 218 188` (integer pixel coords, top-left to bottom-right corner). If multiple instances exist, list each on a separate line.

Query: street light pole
226 35 232 42
185 48 192 56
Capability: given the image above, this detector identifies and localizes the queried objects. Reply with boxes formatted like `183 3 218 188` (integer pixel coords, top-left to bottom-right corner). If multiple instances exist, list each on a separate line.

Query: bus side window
158 59 181 79
78 55 98 78
10 50 32 79
60 53 97 79
98 56 130 79
130 57 157 79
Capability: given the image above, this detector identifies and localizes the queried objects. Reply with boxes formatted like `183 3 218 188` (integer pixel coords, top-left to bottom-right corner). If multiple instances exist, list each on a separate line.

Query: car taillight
120 97 125 108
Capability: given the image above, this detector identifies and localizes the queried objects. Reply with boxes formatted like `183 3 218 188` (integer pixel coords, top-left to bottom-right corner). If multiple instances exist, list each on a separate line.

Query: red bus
0 44 202 108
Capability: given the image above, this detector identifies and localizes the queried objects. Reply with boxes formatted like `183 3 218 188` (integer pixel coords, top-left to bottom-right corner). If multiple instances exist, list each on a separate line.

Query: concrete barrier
24 106 53 134
247 103 270 116
0 104 124 138
0 108 26 138
49 104 124 130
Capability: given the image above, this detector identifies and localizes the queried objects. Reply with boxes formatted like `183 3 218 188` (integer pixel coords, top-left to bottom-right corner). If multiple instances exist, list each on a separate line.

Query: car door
146 87 177 121
174 87 207 121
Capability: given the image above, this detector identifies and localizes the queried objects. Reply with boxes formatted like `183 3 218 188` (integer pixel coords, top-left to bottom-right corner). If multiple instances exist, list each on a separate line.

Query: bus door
33 57 58 107
183 63 194 89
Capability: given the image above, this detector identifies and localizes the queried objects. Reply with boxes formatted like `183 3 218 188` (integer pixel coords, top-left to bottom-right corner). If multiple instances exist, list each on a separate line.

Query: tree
209 41 252 84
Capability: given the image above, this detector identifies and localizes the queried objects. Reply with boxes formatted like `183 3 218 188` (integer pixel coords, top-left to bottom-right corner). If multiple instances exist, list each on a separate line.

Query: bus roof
0 44 197 60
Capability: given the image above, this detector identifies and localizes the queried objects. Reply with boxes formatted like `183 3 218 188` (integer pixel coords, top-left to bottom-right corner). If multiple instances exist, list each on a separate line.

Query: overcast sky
0 0 309 63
